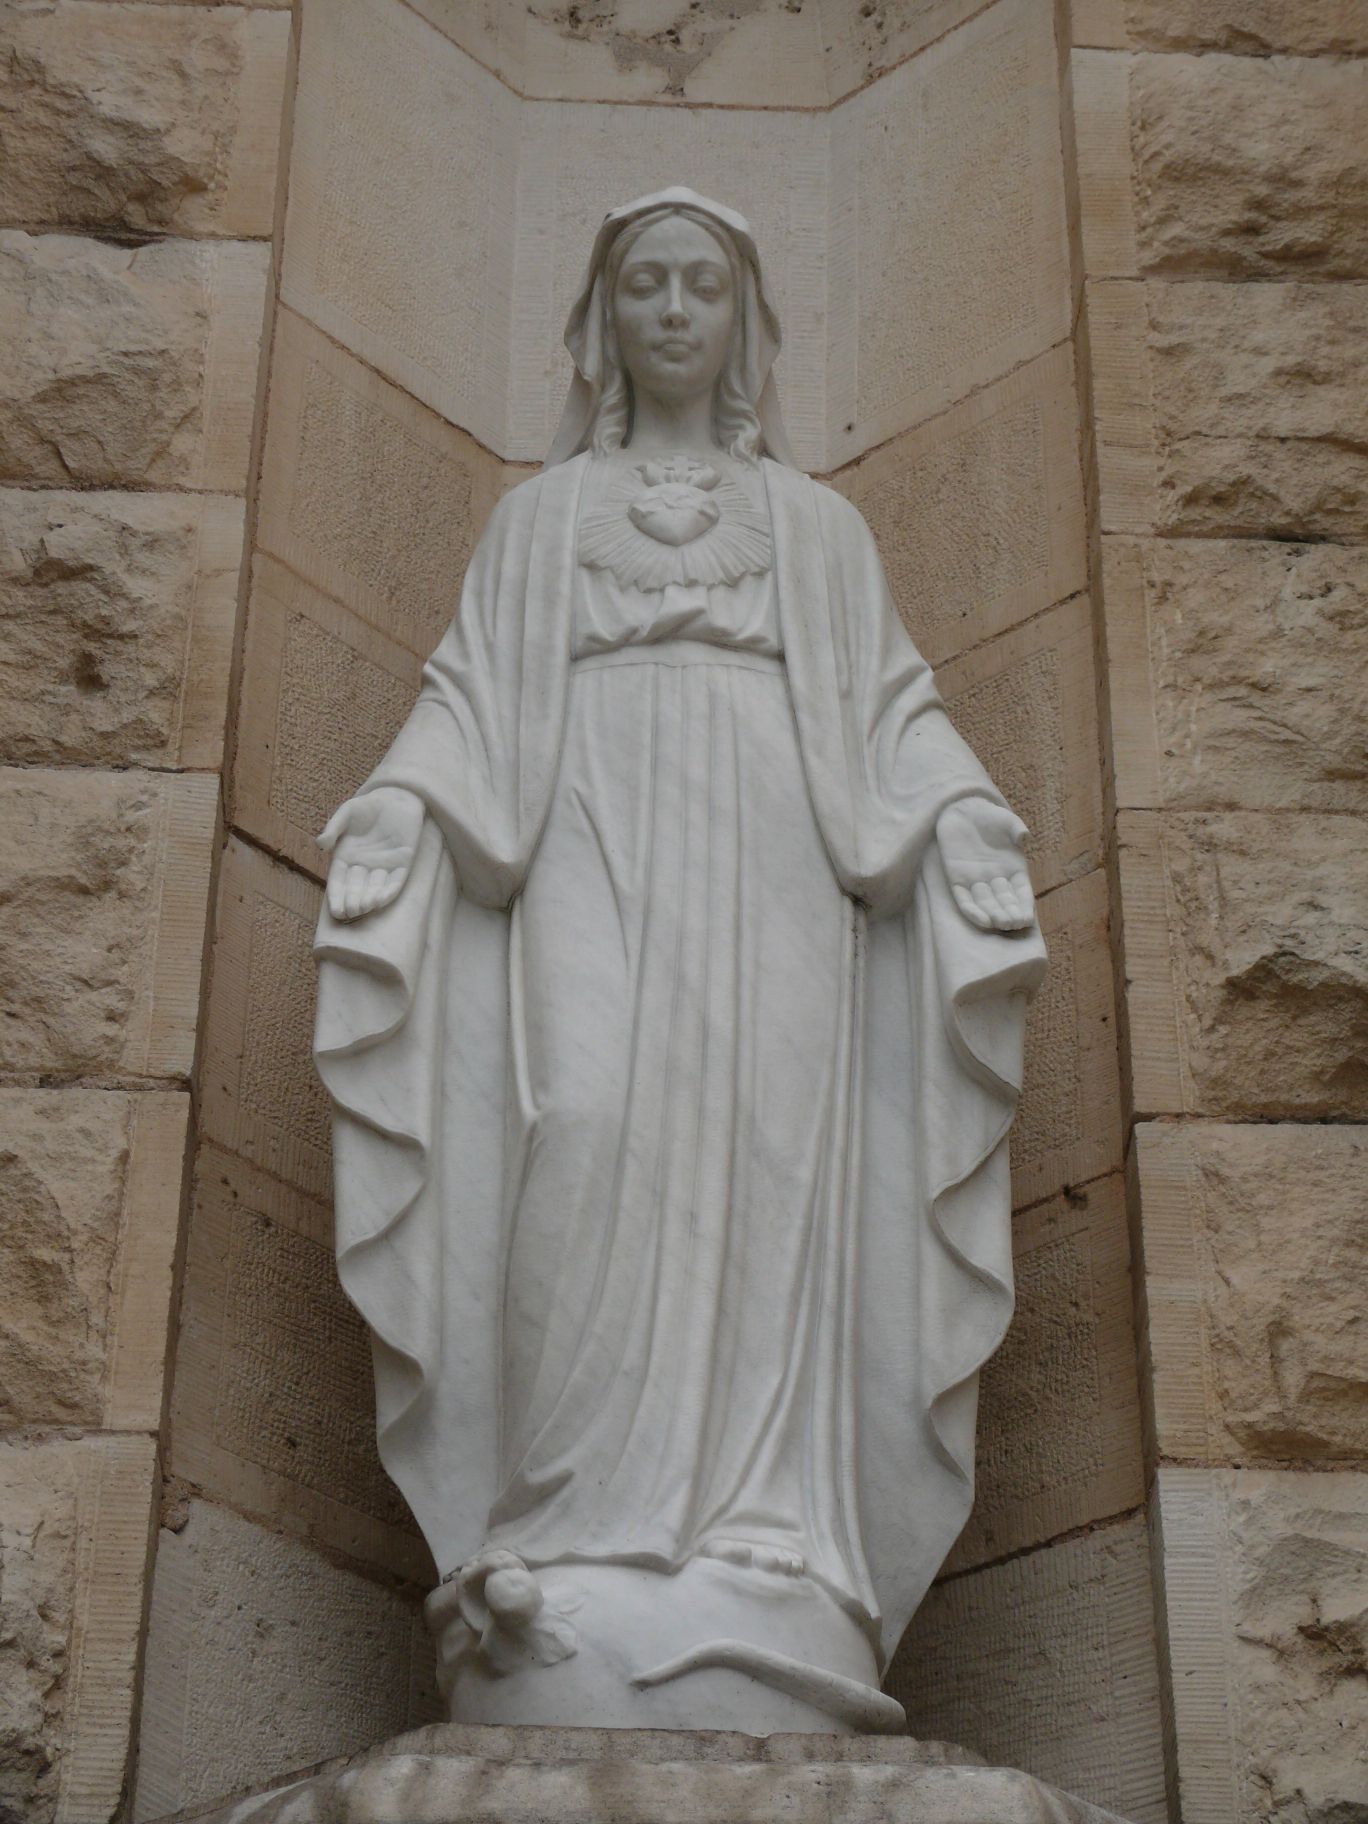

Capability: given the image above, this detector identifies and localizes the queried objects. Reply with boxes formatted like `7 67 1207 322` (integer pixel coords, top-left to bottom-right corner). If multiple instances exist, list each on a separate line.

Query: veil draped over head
544 186 798 469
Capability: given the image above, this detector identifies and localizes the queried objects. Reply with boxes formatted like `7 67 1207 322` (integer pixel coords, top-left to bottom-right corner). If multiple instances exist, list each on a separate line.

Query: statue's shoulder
484 453 589 532
763 458 875 548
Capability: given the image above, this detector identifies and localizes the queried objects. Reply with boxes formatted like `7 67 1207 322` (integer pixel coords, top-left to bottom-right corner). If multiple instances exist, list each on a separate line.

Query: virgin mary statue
314 189 1047 1736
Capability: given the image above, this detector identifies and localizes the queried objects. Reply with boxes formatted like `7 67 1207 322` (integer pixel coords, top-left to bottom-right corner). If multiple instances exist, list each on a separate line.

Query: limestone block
1153 1468 1368 1824
829 0 1071 462
254 310 502 657
234 557 420 878
0 1432 158 1824
1133 1123 1368 1466
166 1724 1140 1824
1116 810 1368 1119
201 836 331 1199
938 591 1103 895
1131 52 1368 280
283 0 517 451
134 1499 439 1823
0 488 243 769
0 1089 188 1430
0 232 269 492
1103 537 1368 815
891 1515 1165 1824
1091 277 1368 540
1011 869 1124 1210
170 1142 430 1582
835 343 1087 669
0 768 217 1079
949 1175 1142 1572
0 2 289 237
1074 0 1368 56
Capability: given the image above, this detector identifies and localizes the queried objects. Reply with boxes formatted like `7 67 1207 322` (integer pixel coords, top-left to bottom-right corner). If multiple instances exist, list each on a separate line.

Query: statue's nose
660 276 689 327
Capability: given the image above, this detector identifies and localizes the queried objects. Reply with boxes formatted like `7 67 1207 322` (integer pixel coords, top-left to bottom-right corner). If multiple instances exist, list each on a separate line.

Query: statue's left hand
936 799 1035 932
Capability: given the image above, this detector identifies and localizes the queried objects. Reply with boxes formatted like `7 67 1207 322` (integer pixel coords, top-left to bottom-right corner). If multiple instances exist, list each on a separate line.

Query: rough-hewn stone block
835 343 1087 669
892 1516 1165 1824
233 555 419 877
170 1142 430 1583
0 232 269 492
1103 537 1368 815
0 1432 157 1824
1135 1123 1368 1466
1075 0 1368 56
1117 810 1368 1119
0 1089 187 1430
1150 280 1368 540
255 310 501 658
1153 1468 1368 1824
950 1174 1143 1572
134 1499 439 1823
829 0 1071 462
0 488 242 769
0 3 289 237
1011 869 1124 1210
1131 52 1368 279
1088 278 1368 539
939 591 1103 895
0 768 217 1079
200 835 330 1199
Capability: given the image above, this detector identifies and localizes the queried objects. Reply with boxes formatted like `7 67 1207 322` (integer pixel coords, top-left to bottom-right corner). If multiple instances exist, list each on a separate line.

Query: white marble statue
313 189 1047 1736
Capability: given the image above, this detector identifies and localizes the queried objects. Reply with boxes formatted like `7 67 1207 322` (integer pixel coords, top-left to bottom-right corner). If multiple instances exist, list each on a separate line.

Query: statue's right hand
318 786 425 921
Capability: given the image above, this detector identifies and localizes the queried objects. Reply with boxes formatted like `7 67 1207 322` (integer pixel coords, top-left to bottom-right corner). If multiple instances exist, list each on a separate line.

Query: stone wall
0 4 290 1820
1071 7 1368 1821
6 3 1360 1820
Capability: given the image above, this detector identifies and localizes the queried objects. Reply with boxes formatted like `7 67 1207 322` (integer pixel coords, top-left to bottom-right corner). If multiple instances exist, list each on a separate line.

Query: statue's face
612 215 736 408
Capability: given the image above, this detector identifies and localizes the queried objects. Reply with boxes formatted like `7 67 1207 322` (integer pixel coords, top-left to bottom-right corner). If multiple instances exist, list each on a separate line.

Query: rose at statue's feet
318 785 424 921
936 798 1035 932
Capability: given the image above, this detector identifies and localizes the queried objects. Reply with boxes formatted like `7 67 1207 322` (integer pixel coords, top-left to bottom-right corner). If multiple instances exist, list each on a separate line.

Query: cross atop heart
628 456 724 547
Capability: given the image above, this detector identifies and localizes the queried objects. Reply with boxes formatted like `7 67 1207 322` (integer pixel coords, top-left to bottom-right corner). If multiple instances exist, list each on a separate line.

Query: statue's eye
624 270 660 297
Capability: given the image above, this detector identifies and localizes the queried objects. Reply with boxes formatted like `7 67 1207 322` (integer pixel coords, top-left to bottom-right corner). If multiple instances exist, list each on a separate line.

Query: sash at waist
572 639 784 676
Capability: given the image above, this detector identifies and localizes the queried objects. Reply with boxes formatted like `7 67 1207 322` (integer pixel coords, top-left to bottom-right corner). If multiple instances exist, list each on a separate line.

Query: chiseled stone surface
1105 538 1368 815
892 1516 1165 1824
0 231 268 492
1118 810 1368 1120
164 1725 1137 1824
1154 1469 1368 1824
1148 279 1368 540
1131 52 1368 279
134 1499 439 1824
169 1141 430 1583
950 1175 1142 1573
200 836 331 1199
0 2 289 238
0 767 217 1079
0 488 243 769
0 1432 158 1824
1135 1123 1368 1465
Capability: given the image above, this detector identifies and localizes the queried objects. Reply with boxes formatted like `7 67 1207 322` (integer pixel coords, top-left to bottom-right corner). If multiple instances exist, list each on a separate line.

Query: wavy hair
589 205 764 465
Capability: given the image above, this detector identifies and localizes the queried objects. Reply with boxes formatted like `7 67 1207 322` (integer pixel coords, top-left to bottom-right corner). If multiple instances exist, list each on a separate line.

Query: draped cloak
313 452 1047 1669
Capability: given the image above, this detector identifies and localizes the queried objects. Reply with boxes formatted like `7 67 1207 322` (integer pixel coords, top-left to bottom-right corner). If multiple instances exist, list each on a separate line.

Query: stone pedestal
175 1724 1132 1823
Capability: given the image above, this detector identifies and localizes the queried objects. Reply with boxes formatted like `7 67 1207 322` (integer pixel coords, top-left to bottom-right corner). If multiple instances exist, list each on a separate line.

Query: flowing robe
314 452 1047 1667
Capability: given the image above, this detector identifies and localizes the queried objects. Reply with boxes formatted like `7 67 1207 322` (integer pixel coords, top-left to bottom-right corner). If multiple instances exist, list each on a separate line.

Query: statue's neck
626 388 717 458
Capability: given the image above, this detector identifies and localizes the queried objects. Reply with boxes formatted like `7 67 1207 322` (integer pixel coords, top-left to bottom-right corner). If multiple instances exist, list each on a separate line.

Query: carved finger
364 868 389 910
317 805 349 853
327 862 349 922
374 867 408 912
970 880 997 913
953 883 992 929
343 864 368 920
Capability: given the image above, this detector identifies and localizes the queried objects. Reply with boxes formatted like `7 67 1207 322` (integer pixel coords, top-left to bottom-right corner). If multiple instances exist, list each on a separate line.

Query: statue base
188 1724 1134 1823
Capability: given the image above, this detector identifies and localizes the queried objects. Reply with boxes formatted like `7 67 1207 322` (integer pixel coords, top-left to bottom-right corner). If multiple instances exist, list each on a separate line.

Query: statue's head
546 188 796 469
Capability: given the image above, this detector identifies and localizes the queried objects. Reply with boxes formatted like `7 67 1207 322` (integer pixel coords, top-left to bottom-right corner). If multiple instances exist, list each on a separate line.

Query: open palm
937 798 1035 932
318 786 424 921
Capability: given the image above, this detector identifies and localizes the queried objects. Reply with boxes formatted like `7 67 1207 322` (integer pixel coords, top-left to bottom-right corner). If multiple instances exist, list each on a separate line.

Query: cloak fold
315 454 1046 1665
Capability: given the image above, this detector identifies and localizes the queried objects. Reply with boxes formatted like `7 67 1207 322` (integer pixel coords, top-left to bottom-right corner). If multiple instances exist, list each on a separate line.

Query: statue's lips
653 339 698 357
